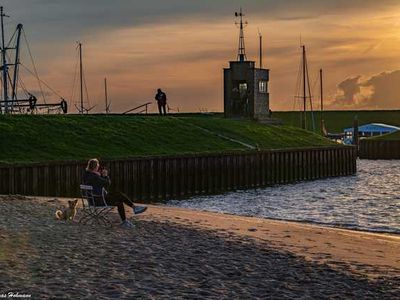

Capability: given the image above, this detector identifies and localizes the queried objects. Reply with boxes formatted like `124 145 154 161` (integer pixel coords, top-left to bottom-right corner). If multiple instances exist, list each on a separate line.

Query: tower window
239 83 248 94
259 81 267 93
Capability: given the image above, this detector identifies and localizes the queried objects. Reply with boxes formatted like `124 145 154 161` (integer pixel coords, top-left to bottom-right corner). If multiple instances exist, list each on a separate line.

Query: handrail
123 102 152 115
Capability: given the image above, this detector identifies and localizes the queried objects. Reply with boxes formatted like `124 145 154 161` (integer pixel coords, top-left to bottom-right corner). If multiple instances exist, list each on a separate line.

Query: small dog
55 199 79 221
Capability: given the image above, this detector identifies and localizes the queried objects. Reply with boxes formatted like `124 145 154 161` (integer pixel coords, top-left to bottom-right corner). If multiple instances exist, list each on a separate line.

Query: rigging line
310 71 319 98
15 65 29 96
71 43 80 105
293 46 303 125
70 50 79 105
293 47 302 112
6 27 17 49
6 72 16 110
16 75 29 96
19 62 63 99
82 67 90 107
22 28 47 104
305 54 315 132
12 76 29 113
5 51 20 103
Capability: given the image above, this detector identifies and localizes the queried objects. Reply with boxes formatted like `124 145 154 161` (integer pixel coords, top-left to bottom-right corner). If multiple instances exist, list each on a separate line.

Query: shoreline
1 195 399 298
143 204 400 279
39 196 400 278
165 206 400 236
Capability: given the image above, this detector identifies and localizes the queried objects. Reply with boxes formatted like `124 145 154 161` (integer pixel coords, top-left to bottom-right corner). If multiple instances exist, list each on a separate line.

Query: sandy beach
0 195 399 299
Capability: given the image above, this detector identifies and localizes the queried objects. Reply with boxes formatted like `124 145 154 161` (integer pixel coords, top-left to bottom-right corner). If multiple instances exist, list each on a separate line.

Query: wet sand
146 204 400 279
0 195 399 299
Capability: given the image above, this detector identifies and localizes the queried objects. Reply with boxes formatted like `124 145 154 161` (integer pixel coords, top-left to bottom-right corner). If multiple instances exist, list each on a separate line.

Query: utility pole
302 45 306 130
104 77 109 114
1 7 9 113
78 42 83 114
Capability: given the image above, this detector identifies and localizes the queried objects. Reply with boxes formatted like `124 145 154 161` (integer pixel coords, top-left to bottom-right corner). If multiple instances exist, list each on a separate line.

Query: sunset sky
3 0 400 113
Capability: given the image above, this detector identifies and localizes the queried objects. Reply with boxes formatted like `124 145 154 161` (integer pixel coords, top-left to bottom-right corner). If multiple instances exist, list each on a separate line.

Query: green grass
371 130 400 141
0 115 335 164
274 110 400 134
185 116 333 149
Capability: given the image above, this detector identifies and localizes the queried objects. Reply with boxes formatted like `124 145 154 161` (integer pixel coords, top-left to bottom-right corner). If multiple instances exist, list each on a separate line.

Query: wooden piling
0 146 356 203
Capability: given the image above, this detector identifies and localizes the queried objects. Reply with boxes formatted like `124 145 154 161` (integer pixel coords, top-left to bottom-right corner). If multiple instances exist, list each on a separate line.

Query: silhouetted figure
83 158 147 228
155 88 167 115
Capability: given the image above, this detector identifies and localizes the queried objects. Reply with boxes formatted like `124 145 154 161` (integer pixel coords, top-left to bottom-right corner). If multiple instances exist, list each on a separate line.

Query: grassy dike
0 115 335 164
371 130 400 141
274 110 400 133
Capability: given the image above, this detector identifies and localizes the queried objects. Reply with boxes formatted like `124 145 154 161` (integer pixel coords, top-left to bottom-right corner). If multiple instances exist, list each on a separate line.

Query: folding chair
79 185 115 227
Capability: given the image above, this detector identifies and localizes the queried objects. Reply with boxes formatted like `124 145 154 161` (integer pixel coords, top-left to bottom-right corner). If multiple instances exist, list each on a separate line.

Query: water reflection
168 160 400 234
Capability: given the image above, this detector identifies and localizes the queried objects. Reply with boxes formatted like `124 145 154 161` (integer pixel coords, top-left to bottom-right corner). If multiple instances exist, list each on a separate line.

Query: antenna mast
235 8 247 62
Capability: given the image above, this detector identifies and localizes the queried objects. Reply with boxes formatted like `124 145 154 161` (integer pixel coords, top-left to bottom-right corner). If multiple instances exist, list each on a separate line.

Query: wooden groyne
0 146 356 203
359 140 400 159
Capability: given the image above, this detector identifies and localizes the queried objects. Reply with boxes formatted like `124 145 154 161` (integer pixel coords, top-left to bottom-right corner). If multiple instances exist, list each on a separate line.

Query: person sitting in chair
83 158 147 228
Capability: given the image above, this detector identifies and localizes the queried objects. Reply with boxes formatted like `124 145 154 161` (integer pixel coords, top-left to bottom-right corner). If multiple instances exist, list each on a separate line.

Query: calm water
168 160 400 234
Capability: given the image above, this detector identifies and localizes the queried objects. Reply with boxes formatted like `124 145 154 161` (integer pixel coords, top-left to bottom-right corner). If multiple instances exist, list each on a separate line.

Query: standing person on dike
155 88 167 116
83 158 147 229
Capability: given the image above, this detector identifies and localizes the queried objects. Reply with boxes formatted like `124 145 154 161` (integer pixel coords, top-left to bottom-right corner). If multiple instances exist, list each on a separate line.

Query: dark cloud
333 71 400 109
3 0 399 41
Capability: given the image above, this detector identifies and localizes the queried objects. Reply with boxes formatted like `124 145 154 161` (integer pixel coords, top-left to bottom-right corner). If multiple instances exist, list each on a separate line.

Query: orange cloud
11 3 400 112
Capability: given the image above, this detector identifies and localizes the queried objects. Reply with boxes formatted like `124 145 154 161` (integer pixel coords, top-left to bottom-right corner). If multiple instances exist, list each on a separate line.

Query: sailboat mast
320 69 323 112
79 42 83 114
259 31 263 69
104 77 109 114
320 68 324 134
302 45 306 130
1 7 9 113
11 24 23 104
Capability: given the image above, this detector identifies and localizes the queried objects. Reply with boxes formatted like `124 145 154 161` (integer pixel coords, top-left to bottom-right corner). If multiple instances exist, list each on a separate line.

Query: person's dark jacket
155 92 167 105
83 170 111 196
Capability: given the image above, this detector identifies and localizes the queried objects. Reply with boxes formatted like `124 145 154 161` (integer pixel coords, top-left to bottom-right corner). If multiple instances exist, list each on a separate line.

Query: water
168 160 400 234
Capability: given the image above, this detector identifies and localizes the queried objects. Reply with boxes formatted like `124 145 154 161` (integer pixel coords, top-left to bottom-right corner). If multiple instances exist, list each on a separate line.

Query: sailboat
72 42 96 114
294 45 316 131
0 6 68 114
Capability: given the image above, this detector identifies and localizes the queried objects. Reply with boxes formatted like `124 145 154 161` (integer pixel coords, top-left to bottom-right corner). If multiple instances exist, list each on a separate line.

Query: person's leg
106 191 147 217
113 192 135 208
163 104 167 115
158 102 162 115
105 193 127 221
